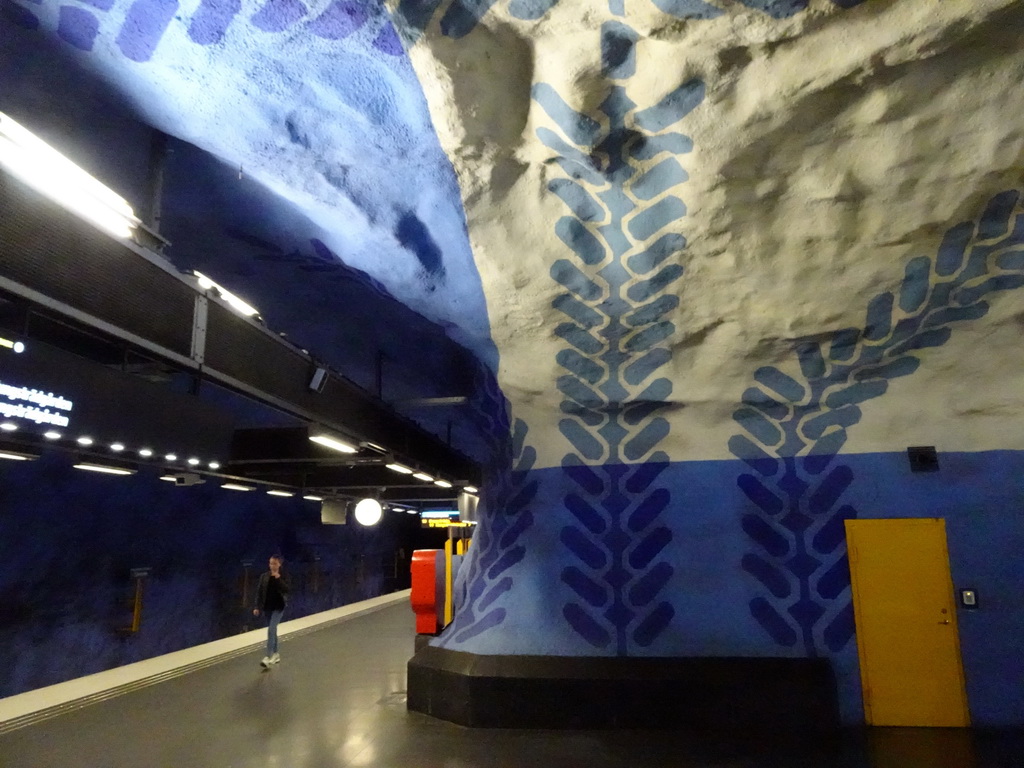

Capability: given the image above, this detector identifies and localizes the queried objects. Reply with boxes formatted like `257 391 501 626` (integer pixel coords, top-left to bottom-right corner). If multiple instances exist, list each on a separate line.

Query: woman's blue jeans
267 610 284 655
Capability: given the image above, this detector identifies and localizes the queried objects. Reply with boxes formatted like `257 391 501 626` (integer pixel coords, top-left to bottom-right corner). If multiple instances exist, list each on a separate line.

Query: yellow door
845 518 970 727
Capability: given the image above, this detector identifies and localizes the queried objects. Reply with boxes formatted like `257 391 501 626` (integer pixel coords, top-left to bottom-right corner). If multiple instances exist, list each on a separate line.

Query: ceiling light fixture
164 453 177 462
139 448 153 458
187 457 200 466
354 498 383 527
208 461 221 470
222 483 254 492
0 451 36 461
44 431 61 440
309 433 358 454
0 337 26 353
110 443 125 452
74 463 135 476
0 422 17 432
412 472 433 482
303 495 324 502
464 486 479 494
385 463 413 474
193 271 260 317
77 436 93 446
434 479 453 488
159 475 177 482
0 112 139 239
267 490 293 497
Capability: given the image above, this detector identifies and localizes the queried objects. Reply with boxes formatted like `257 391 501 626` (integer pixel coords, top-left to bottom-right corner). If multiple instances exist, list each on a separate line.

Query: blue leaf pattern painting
435 417 537 647
534 26 706 654
7 0 403 60
394 0 865 42
730 191 1024 656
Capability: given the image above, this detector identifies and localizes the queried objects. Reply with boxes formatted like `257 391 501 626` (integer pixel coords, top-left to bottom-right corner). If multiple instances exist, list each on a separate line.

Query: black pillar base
408 646 840 732
414 633 437 653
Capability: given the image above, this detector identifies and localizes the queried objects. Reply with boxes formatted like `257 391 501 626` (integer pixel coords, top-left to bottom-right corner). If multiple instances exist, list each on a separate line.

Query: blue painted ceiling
0 0 495 375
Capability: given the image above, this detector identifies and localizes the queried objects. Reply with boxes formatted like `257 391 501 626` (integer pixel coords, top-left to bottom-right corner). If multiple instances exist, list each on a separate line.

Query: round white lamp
354 498 383 526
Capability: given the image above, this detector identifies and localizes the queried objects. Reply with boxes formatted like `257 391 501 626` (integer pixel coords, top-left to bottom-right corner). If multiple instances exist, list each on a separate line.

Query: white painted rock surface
394 0 1024 467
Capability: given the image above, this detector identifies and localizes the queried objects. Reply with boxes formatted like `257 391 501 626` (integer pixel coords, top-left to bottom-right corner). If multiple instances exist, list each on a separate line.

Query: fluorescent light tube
464 486 478 494
386 463 413 474
303 495 324 501
434 479 452 488
267 490 293 497
74 463 135 475
412 472 433 482
310 434 358 454
222 483 254 491
222 292 259 317
0 451 35 461
193 271 259 317
0 113 139 239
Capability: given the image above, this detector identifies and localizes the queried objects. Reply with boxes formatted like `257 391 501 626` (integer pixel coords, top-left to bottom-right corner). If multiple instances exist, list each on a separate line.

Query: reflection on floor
0 602 1020 768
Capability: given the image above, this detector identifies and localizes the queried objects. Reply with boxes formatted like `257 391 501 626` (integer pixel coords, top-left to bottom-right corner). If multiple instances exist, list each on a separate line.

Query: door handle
937 620 950 625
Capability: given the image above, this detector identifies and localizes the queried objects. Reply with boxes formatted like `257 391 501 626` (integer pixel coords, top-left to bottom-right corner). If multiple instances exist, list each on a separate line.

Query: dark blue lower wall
439 450 1024 727
0 451 415 698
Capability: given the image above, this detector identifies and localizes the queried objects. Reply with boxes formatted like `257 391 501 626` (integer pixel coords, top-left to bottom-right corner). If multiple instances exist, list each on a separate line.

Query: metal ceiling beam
0 172 481 487
326 486 459 504
227 427 472 494
223 463 462 493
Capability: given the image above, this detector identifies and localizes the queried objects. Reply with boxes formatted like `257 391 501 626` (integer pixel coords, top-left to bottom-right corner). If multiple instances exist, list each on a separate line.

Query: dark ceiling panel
203 301 479 479
0 336 234 459
0 174 194 356
0 170 482 491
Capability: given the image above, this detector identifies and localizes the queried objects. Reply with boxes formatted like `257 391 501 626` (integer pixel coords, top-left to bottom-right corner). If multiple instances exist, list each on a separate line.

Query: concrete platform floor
0 601 1020 768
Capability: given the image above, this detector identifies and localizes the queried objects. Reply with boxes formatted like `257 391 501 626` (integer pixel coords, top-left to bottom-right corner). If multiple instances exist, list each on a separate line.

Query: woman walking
253 554 289 668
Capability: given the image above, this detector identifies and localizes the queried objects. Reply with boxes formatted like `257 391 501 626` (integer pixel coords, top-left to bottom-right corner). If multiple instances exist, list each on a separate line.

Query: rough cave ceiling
2 0 1023 468
1 0 493 366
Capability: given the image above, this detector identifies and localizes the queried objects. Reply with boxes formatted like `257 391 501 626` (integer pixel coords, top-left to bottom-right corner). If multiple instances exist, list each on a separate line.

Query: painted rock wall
3 0 1023 725
394 0 1024 726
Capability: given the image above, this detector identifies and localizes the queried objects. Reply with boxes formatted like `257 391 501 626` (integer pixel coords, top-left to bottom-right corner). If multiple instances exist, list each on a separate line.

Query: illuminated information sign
0 380 74 427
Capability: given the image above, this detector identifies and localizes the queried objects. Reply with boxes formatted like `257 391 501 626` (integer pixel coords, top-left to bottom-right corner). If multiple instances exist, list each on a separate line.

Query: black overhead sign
0 336 235 458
